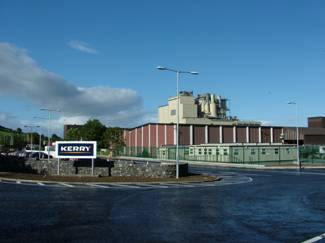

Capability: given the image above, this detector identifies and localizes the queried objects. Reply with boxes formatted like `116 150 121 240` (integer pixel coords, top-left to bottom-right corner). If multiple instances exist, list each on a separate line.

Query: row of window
190 148 228 156
189 147 292 156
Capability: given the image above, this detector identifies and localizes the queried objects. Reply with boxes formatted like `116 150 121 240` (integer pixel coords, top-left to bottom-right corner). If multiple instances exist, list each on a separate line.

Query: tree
51 134 61 142
16 128 22 133
64 119 125 154
80 119 106 147
65 127 82 141
103 127 125 156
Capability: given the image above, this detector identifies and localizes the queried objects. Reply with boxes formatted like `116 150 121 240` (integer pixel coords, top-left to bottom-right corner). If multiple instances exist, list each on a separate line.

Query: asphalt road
1 167 325 242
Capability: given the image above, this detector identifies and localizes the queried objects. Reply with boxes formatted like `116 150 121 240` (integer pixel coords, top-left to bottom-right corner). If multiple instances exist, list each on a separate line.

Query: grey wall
24 159 188 178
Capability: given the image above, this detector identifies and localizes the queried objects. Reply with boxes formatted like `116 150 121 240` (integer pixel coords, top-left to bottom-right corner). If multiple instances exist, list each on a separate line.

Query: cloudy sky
0 1 324 136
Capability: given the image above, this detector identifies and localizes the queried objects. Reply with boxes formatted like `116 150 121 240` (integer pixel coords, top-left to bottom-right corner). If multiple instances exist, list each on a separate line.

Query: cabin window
251 149 255 155
275 148 279 154
223 149 228 155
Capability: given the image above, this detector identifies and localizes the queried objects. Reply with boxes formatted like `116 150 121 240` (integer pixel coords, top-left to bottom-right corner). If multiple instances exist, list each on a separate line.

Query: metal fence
300 145 325 163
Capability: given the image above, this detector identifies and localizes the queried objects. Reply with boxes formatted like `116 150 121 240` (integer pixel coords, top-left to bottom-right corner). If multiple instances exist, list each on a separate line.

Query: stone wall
24 158 188 178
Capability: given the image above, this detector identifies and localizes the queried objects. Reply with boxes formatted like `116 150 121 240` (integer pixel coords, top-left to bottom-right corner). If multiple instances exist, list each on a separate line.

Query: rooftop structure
158 91 261 126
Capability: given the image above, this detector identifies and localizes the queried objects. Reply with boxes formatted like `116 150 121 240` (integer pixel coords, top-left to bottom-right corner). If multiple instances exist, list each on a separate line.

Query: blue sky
0 0 324 135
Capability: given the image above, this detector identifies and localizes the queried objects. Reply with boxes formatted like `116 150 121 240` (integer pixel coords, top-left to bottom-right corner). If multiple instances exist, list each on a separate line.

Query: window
251 149 255 155
275 148 279 154
261 148 266 155
170 109 176 116
234 149 239 156
286 148 290 154
189 148 194 155
198 148 202 155
208 148 212 155
223 149 228 155
216 148 219 155
204 148 207 155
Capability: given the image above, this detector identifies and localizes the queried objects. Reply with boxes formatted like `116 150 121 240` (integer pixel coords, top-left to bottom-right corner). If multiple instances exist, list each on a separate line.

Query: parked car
29 152 53 159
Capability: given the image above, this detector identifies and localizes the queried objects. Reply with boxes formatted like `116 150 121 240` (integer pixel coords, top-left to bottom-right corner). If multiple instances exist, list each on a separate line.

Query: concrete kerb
0 175 220 187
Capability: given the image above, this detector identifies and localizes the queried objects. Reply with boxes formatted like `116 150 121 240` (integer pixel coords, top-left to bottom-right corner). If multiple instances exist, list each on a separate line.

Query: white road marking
143 184 170 188
302 233 325 243
106 183 141 188
86 183 110 188
241 173 271 177
58 183 74 188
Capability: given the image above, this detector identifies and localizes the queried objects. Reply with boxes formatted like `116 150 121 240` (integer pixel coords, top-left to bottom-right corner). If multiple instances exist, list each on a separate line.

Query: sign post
57 158 60 175
91 158 94 175
55 141 97 175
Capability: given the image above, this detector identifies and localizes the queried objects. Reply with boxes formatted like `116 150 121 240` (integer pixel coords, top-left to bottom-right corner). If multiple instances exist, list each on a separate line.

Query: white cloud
0 42 147 131
67 40 99 54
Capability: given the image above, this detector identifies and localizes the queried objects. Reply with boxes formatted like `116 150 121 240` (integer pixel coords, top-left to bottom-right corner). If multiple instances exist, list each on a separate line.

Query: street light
157 65 198 179
40 108 61 162
33 116 48 159
288 101 301 170
24 125 40 154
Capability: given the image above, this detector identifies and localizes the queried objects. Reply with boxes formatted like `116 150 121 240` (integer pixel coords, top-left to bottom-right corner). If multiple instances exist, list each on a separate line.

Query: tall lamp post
157 66 198 179
33 116 48 159
24 125 40 154
288 101 301 170
40 108 60 162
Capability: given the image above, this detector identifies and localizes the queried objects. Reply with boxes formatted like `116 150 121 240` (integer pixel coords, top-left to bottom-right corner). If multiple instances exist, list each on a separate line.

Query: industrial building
122 92 325 163
158 91 260 126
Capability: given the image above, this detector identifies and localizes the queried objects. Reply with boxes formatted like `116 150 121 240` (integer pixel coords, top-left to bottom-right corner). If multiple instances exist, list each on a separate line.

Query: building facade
123 123 285 156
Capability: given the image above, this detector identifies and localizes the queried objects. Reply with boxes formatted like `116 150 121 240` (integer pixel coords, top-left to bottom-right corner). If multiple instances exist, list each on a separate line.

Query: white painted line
106 183 140 188
110 184 141 188
302 233 325 243
59 183 74 188
16 181 21 184
37 182 45 186
147 184 169 188
86 183 110 188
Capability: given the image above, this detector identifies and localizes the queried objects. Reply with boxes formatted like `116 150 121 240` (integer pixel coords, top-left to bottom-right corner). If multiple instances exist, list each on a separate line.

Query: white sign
55 141 97 159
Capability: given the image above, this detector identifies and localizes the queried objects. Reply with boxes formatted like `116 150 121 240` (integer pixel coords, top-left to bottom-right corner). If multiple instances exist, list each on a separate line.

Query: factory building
123 123 284 153
122 92 325 160
158 91 260 126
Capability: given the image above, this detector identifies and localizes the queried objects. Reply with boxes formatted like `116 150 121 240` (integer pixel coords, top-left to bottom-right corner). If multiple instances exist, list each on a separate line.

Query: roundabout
1 166 324 242
0 171 252 190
